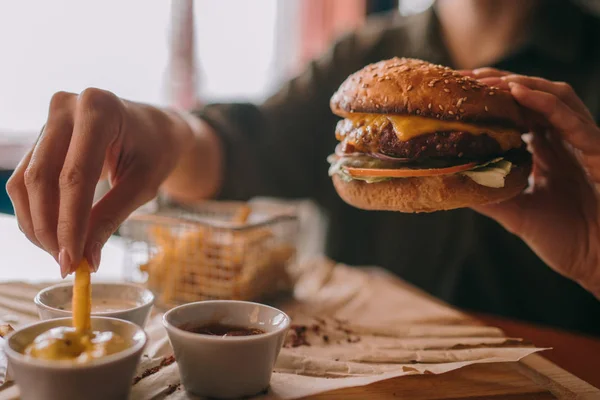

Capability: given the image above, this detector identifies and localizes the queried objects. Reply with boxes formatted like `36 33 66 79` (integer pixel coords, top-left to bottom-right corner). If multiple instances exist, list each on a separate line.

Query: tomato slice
343 162 478 178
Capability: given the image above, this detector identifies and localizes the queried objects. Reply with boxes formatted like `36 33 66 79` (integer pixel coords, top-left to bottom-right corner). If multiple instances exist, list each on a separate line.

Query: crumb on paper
284 325 311 348
165 383 180 395
0 324 14 338
133 355 176 385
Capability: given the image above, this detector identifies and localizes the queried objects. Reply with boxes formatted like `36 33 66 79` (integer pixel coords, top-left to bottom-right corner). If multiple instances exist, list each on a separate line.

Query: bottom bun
332 156 532 213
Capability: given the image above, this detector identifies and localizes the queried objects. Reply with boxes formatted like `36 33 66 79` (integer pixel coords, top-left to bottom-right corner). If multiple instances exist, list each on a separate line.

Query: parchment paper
0 259 544 400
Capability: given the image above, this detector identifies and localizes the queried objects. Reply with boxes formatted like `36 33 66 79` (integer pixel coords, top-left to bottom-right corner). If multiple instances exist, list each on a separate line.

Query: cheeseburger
328 57 532 212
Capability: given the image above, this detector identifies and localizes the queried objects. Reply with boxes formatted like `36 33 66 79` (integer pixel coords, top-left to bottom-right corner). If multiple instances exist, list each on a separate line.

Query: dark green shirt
196 2 600 335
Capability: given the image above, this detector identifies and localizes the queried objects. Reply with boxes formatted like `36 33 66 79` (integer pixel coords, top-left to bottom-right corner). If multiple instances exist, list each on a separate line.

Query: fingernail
90 242 102 272
508 82 520 90
51 250 59 263
59 248 71 279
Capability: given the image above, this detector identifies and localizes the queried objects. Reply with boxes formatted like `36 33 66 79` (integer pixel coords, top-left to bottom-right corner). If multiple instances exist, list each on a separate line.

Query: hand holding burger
466 68 600 300
328 58 600 299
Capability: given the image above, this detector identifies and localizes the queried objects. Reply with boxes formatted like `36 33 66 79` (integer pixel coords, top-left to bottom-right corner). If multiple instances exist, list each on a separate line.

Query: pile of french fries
139 206 296 305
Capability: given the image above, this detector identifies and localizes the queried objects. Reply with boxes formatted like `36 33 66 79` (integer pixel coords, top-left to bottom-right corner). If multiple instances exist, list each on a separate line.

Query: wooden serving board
303 352 599 399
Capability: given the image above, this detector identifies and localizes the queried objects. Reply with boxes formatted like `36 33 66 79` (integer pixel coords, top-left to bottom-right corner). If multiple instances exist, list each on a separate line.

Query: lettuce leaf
327 155 513 187
460 160 512 188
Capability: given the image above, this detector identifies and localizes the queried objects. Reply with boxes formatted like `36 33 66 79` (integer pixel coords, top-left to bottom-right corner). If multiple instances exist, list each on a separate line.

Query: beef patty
338 123 507 161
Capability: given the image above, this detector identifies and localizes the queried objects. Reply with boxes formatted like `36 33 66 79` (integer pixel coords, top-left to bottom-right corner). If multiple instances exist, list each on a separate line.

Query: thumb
84 171 159 272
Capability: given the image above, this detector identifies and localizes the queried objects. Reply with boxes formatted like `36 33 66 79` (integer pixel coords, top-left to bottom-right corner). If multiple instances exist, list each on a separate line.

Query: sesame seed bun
332 154 532 213
330 57 526 129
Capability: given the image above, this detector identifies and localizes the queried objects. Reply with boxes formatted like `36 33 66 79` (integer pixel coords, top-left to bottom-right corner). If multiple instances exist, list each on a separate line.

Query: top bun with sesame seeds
331 57 526 128
327 57 532 213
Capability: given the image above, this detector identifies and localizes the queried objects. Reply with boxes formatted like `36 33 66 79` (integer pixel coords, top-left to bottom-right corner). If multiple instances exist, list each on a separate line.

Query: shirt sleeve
193 23 389 205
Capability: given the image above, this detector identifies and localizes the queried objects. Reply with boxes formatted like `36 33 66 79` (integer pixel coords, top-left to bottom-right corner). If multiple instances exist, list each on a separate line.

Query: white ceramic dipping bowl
3 317 147 400
35 282 154 328
163 300 290 399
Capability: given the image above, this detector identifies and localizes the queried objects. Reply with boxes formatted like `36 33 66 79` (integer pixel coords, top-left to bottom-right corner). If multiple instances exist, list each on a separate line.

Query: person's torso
322 6 600 336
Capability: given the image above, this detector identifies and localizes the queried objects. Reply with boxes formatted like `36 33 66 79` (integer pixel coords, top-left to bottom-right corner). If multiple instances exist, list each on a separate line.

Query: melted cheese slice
344 114 522 152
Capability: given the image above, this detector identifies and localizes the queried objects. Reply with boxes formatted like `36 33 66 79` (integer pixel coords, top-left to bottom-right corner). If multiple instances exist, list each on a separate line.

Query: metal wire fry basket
120 201 299 308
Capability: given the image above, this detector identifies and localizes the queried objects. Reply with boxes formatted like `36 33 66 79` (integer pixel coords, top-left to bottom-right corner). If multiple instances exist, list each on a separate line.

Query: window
194 0 283 102
0 0 170 134
0 0 290 137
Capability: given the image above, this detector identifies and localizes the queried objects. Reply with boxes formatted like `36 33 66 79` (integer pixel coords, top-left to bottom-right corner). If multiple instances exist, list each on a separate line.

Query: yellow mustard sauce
24 326 128 364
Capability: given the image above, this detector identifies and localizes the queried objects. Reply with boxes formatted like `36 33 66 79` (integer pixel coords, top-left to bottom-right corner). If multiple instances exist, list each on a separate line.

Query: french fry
72 260 92 333
139 203 294 305
233 205 251 224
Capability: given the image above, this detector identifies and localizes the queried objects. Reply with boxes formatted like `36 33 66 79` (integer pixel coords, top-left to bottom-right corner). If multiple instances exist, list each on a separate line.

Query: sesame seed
438 105 444 110
375 104 380 109
444 80 449 84
459 108 465 113
448 110 454 115
428 103 432 109
485 106 489 112
406 85 413 91
462 86 469 90
444 88 450 93
384 96 388 102
456 99 463 107
415 109 421 114
489 91 495 96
